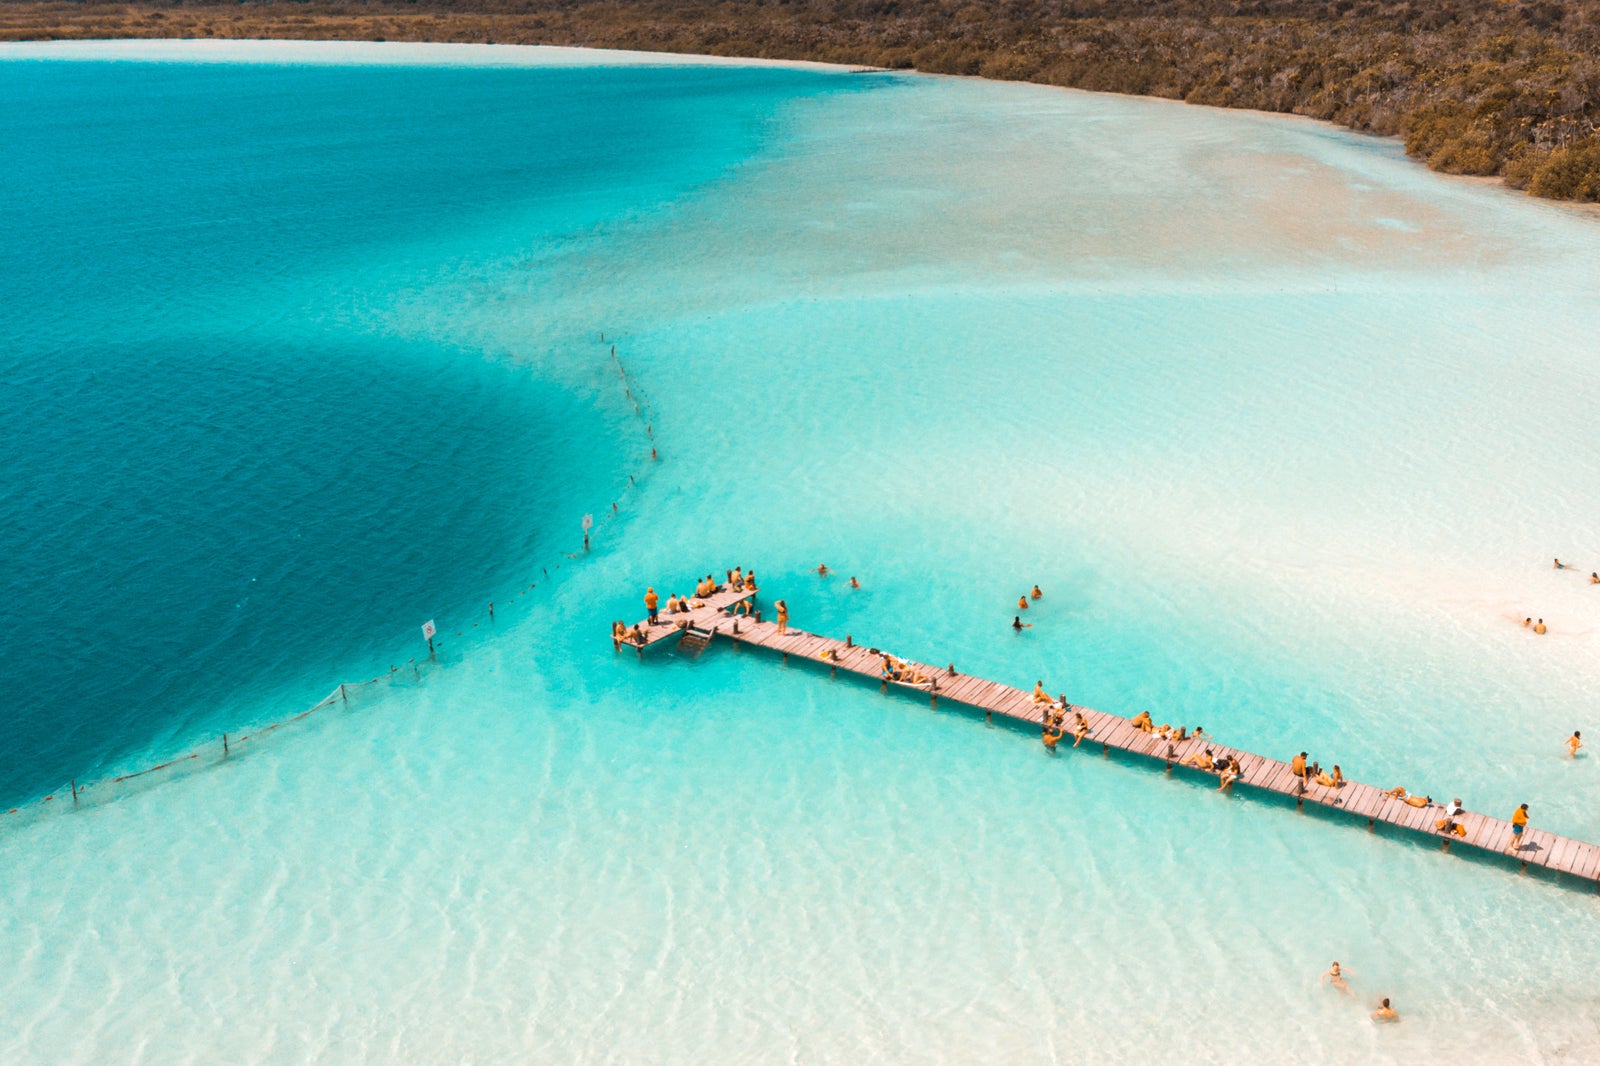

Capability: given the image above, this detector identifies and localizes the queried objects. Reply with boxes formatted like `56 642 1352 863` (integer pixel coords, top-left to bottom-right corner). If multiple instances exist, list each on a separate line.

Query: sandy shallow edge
0 37 867 72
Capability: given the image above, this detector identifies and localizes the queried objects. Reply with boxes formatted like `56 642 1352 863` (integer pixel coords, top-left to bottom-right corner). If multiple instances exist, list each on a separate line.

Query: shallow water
4 41 1600 1064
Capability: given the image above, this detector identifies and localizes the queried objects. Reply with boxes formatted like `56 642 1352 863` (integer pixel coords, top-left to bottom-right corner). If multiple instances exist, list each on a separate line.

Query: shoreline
9 36 1598 220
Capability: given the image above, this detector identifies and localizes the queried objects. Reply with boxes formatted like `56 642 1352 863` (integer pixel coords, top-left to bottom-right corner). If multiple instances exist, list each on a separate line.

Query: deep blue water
0 57 846 802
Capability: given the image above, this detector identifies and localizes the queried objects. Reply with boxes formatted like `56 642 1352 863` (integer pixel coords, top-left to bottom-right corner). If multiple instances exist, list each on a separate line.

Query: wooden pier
622 592 1600 886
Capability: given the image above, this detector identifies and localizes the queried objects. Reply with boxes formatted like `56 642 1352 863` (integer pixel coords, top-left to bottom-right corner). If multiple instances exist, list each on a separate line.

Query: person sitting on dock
1032 681 1053 705
1568 730 1583 757
627 623 647 645
775 599 790 635
1291 752 1309 785
1184 748 1216 771
814 563 831 576
1131 710 1155 734
744 570 758 591
1508 803 1530 851
611 620 626 649
1012 616 1032 631
1072 713 1091 747
732 566 743 590
1218 757 1241 792
1031 585 1043 600
1321 962 1354 997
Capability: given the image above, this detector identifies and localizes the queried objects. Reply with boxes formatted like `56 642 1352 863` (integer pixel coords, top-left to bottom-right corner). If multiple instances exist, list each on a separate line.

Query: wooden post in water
223 734 230 758
340 684 347 703
71 779 78 808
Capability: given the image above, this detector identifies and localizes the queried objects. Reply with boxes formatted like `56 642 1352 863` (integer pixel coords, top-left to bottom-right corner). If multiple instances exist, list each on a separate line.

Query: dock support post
985 710 992 726
1296 797 1304 810
1101 742 1108 757
830 666 836 678
1441 840 1451 852
1520 861 1528 873
1367 819 1374 831
783 653 788 664
930 694 937 710
1165 761 1173 774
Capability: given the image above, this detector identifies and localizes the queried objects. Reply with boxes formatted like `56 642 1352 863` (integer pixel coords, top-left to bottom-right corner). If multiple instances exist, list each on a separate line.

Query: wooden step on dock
619 595 1600 887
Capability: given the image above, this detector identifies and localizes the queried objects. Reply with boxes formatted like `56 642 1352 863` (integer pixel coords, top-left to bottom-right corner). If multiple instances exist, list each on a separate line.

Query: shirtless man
1534 618 1548 634
814 563 831 576
1131 710 1154 734
1042 726 1062 753
1321 961 1354 997
1031 585 1043 600
1018 595 1029 611
1291 751 1309 785
849 576 860 589
1568 730 1583 757
1372 998 1399 1023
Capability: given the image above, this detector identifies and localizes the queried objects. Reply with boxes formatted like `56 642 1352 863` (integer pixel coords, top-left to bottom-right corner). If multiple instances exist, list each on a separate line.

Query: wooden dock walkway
622 592 1600 886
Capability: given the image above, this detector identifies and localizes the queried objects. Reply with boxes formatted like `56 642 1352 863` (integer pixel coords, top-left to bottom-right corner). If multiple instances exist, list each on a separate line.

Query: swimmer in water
1534 618 1548 634
1555 558 1569 570
1321 962 1354 997
1591 572 1600 585
1372 997 1399 1023
1523 617 1533 627
1031 585 1043 599
1018 595 1029 611
1012 616 1032 631
849 576 860 589
1043 726 1062 753
1568 730 1583 757
814 563 831 576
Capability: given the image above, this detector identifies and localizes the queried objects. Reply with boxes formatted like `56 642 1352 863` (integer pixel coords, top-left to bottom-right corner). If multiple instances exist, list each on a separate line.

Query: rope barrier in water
2 336 661 827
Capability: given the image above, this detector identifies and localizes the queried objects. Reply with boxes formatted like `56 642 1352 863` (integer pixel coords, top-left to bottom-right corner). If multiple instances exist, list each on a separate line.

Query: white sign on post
421 620 437 641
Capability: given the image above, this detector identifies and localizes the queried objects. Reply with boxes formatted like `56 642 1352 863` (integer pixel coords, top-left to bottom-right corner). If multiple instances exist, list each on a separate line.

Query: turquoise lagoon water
4 40 1600 1063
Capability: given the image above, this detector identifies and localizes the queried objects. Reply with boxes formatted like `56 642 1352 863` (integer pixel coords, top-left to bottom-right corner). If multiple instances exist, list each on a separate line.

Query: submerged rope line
4 336 661 825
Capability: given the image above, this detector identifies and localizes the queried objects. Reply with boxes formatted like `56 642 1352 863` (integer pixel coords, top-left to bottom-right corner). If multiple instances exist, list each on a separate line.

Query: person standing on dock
1568 731 1583 757
775 600 789 635
1508 803 1530 851
645 587 659 624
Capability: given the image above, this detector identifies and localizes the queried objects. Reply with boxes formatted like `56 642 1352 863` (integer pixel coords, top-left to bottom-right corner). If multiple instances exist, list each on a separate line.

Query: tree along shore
5 0 1598 203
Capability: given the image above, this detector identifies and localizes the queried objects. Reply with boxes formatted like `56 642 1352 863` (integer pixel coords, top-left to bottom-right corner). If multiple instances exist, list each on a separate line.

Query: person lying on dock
1400 791 1434 808
1032 681 1053 704
1012 616 1032 631
1072 713 1091 747
1314 765 1345 788
1184 748 1216 771
1131 710 1155 733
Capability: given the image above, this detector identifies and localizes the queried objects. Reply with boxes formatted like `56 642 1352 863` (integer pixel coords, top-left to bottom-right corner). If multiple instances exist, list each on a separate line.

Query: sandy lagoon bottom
4 40 1600 1064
